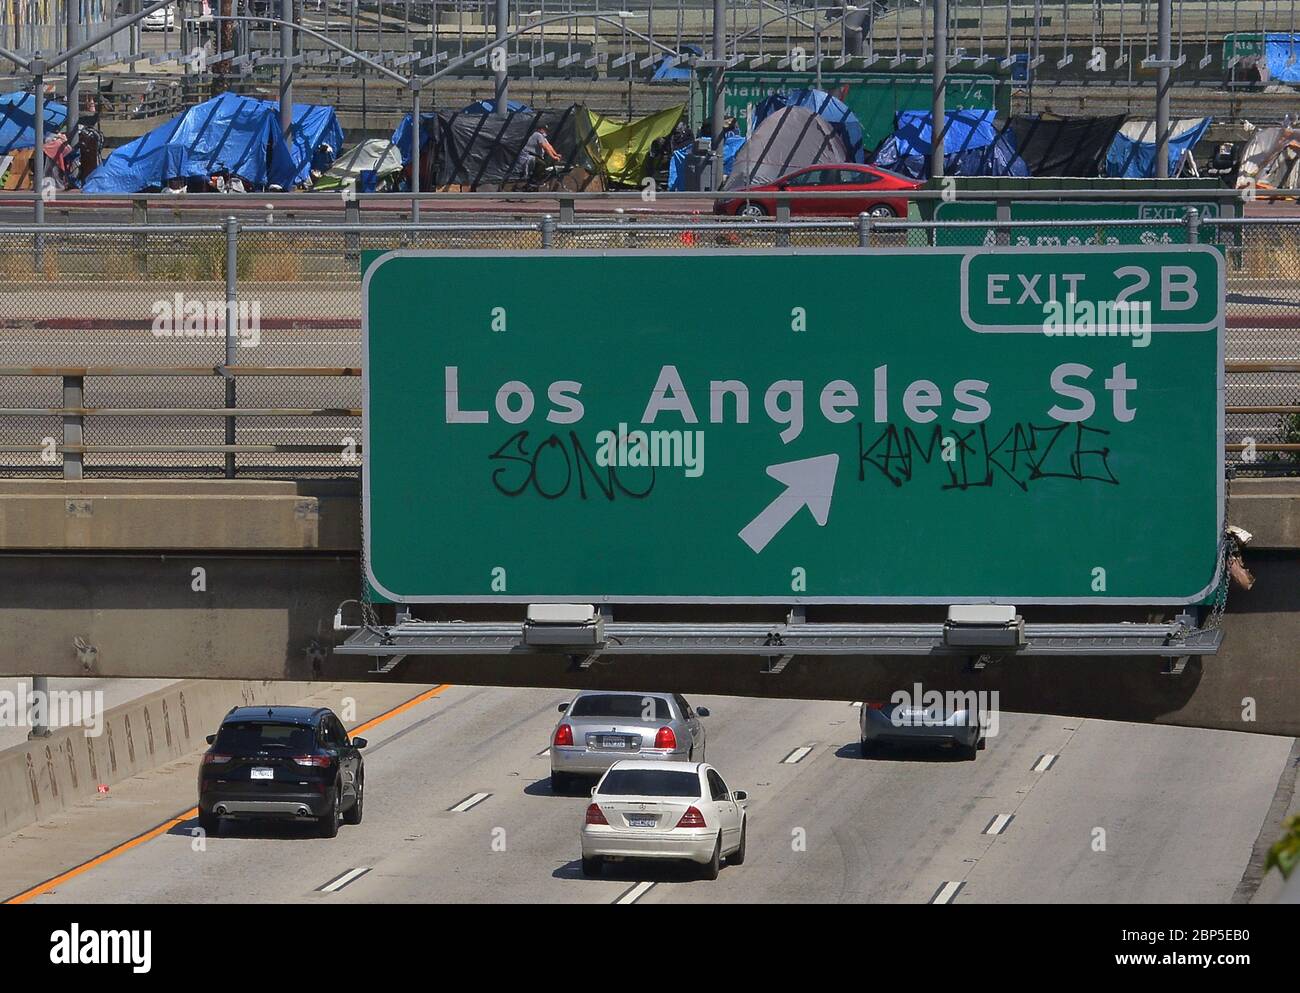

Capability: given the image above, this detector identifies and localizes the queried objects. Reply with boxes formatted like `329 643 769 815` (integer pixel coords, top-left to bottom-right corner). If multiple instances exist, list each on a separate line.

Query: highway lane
17 684 1294 904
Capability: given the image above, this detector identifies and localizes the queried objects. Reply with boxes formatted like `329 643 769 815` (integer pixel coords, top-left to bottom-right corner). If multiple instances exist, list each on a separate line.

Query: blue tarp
753 89 865 163
652 46 701 81
667 133 746 191
84 93 343 193
0 91 69 154
392 111 440 165
1104 118 1211 178
460 99 533 115
872 108 1027 179
282 102 344 180
1265 33 1300 83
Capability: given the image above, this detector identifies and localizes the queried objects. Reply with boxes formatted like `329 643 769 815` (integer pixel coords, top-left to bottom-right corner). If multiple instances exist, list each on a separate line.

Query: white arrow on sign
738 454 840 554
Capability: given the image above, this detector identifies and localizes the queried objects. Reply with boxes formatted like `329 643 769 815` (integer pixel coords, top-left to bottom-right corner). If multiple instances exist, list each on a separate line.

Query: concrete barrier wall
2 478 1296 553
0 480 359 552
0 678 319 837
0 480 1297 738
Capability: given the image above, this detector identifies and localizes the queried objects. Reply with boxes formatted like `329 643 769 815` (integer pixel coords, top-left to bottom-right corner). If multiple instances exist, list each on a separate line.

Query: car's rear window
215 722 315 752
866 165 917 184
598 769 701 797
570 694 671 720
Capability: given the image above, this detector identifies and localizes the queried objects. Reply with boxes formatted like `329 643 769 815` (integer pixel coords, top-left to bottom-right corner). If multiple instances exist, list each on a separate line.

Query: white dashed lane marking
449 792 492 812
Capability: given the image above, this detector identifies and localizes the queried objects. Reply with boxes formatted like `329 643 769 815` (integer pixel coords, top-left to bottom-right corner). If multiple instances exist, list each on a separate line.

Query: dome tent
722 106 849 190
752 88 865 163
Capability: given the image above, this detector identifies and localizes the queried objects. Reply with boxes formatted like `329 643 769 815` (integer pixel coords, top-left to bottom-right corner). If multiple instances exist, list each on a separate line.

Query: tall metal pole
66 0 80 137
931 0 947 178
280 0 295 138
33 61 45 227
411 84 421 223
1155 0 1172 178
29 676 51 738
225 216 238 480
710 0 726 189
495 0 509 114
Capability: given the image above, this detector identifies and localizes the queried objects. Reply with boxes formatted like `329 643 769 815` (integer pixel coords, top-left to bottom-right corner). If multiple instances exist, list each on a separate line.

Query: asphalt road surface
8 685 1293 904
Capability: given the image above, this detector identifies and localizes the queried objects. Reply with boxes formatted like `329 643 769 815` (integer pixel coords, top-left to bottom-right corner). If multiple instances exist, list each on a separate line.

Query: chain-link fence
1 210 1297 478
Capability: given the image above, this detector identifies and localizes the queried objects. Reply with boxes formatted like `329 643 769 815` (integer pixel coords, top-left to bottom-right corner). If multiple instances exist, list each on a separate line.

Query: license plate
250 767 273 780
627 816 656 828
600 737 627 749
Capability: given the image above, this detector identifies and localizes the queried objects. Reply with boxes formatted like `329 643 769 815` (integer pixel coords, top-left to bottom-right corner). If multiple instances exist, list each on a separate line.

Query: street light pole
495 0 509 115
280 0 295 138
931 0 947 179
33 60 45 228
411 82 421 222
1155 0 1172 179
711 0 726 189
66 0 80 137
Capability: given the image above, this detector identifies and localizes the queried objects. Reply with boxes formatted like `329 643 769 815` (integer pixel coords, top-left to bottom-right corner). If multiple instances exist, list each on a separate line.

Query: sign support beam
336 619 1224 661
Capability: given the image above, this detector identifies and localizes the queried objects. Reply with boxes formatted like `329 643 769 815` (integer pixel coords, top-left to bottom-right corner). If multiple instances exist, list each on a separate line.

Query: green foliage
1266 813 1300 879
1280 403 1300 465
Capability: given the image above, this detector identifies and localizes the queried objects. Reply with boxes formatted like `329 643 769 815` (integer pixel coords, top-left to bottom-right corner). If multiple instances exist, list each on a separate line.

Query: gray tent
723 105 849 190
314 138 403 191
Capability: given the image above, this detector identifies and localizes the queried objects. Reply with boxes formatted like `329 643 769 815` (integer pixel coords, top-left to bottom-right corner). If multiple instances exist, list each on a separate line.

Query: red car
715 163 921 219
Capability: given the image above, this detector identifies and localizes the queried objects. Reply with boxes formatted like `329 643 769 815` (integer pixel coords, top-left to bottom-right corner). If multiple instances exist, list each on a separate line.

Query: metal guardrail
7 185 1300 219
0 209 1297 479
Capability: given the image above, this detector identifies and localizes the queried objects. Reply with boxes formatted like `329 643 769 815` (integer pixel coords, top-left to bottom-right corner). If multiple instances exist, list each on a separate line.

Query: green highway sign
706 72 1007 152
932 199 1220 248
362 246 1224 605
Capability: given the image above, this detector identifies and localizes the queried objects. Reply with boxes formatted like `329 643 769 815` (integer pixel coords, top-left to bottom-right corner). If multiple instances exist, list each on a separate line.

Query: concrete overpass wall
1 477 1297 736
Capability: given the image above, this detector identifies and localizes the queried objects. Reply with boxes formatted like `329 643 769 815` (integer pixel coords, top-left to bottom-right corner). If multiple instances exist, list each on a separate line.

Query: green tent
588 105 685 187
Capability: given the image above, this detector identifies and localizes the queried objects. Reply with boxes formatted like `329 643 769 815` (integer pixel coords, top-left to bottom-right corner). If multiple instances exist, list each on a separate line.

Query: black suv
198 706 367 838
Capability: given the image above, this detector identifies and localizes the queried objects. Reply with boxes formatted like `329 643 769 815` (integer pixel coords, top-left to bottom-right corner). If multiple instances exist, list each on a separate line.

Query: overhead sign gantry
340 244 1225 671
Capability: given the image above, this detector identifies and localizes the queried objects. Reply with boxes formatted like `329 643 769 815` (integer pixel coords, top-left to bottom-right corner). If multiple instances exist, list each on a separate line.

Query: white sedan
141 4 176 29
580 760 748 879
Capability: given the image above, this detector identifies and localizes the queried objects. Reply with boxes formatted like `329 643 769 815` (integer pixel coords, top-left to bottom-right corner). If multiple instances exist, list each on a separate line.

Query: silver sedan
550 691 709 794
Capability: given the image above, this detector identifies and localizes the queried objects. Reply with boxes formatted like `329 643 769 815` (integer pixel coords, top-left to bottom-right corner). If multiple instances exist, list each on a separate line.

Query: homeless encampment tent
1008 114 1128 177
83 93 342 193
392 104 603 190
0 91 68 154
651 46 700 81
0 135 76 190
588 105 685 186
314 138 404 192
460 99 533 116
752 89 865 163
1263 34 1300 84
1104 117 1211 178
722 106 847 190
1236 123 1300 191
282 102 344 180
668 132 746 190
872 109 1027 179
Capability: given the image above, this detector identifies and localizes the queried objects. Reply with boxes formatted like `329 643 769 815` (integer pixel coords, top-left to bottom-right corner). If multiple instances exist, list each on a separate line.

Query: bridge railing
0 210 1297 478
